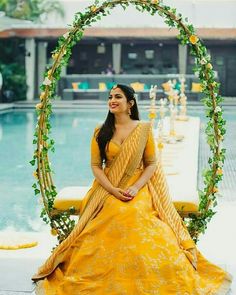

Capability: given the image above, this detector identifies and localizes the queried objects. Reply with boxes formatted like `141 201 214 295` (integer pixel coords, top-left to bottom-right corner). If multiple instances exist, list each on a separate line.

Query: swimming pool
0 106 235 231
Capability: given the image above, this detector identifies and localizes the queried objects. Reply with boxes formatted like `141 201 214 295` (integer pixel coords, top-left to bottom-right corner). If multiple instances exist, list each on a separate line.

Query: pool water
0 106 235 231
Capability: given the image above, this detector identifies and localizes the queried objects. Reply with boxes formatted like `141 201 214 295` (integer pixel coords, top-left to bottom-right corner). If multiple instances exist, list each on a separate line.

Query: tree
0 0 64 22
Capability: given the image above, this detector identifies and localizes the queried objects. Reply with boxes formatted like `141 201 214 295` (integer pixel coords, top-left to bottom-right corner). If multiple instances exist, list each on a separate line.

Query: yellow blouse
90 124 157 171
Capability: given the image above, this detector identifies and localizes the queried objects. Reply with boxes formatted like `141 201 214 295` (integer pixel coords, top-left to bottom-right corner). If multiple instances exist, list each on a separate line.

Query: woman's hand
124 185 139 198
111 187 133 202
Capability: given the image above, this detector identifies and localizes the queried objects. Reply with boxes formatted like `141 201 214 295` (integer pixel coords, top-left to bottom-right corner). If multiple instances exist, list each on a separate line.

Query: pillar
178 44 187 75
37 41 48 96
112 43 122 74
25 38 36 101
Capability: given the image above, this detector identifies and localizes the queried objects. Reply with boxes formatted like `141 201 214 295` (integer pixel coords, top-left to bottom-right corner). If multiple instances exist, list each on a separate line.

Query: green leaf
34 189 40 195
32 183 37 189
29 159 36 166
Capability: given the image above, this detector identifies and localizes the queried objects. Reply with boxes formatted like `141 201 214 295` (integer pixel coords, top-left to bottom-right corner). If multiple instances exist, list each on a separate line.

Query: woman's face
108 87 132 114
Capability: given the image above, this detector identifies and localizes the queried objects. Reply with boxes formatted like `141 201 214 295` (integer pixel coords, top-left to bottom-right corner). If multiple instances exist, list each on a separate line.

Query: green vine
30 0 226 243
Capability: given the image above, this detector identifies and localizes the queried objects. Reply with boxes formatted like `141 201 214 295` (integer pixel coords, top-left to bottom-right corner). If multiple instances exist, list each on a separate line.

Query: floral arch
30 0 226 243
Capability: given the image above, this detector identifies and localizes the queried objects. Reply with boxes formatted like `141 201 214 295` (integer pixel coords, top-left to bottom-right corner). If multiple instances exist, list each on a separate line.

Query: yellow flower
36 103 43 110
212 187 219 193
151 0 159 4
40 92 46 101
52 53 59 60
157 142 164 150
206 63 213 70
148 112 157 119
33 171 38 179
47 69 53 77
189 35 199 45
90 5 98 13
219 135 224 141
51 228 58 236
216 168 223 176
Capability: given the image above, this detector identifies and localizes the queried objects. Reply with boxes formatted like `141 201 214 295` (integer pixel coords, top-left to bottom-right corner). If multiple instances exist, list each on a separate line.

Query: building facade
0 0 236 99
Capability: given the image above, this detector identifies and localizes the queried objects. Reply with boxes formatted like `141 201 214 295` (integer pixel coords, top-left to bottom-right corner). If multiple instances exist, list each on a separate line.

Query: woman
33 84 232 294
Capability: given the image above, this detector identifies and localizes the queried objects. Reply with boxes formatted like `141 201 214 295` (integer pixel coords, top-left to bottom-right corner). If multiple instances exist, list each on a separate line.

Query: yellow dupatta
148 162 196 266
32 121 196 281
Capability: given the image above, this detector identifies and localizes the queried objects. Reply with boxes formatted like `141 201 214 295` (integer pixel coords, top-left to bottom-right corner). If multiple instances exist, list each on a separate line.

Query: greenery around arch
30 0 226 243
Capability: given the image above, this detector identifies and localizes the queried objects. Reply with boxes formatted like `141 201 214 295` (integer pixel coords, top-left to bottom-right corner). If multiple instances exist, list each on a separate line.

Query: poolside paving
0 103 13 112
0 232 56 295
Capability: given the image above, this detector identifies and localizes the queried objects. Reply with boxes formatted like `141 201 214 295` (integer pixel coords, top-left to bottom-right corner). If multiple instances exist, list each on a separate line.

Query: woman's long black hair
96 84 140 164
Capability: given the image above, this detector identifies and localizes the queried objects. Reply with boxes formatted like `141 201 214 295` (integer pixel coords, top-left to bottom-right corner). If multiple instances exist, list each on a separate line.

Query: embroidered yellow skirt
36 170 232 295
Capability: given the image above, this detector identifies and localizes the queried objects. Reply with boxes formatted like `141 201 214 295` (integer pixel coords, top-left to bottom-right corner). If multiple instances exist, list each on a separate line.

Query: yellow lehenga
33 121 232 295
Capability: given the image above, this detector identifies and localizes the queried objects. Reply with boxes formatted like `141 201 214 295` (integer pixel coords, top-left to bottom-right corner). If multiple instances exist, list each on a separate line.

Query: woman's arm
91 165 114 194
134 164 156 190
124 164 156 196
